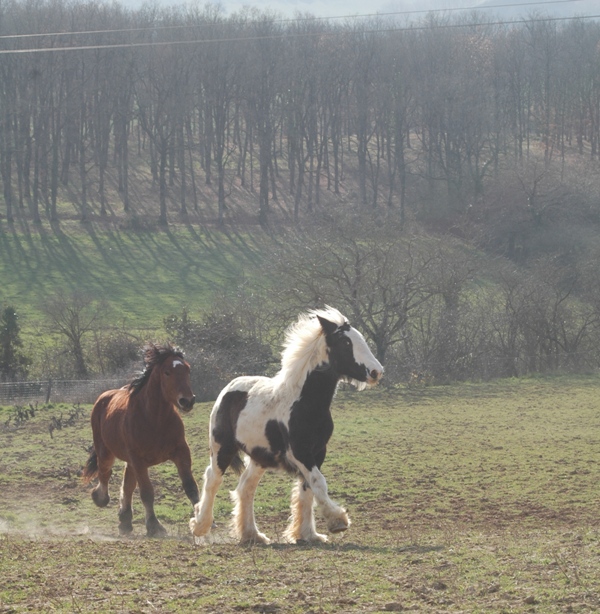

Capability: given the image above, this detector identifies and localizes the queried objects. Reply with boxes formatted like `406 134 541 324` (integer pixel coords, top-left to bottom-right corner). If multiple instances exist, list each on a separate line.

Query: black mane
128 343 185 394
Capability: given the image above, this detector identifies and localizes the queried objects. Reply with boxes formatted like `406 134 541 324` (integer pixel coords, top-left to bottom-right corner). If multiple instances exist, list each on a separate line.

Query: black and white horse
190 306 383 544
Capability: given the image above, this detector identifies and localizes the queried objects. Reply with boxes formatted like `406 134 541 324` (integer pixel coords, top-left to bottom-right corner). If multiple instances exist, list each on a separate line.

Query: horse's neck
138 378 173 421
277 349 335 394
296 368 339 411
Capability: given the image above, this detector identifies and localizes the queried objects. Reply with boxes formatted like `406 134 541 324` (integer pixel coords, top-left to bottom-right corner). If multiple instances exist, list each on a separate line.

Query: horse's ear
317 315 338 336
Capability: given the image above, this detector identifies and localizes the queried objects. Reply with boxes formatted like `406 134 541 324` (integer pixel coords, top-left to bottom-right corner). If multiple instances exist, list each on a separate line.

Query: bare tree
198 19 242 224
243 17 283 227
135 34 188 224
41 292 107 378
269 213 459 364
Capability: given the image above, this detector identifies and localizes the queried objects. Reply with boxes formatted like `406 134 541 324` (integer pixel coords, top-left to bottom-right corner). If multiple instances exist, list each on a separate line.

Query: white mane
275 306 348 390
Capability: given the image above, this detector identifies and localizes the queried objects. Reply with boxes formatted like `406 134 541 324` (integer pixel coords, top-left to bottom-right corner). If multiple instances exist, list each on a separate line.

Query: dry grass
1 376 600 612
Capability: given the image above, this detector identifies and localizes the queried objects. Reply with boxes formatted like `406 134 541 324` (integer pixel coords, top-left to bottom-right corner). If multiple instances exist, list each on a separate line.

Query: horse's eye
165 370 171 376
343 337 351 345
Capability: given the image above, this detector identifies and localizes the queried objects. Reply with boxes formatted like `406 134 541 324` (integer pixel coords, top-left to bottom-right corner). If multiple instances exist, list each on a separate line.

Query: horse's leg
133 463 167 538
283 478 327 543
190 453 224 538
231 459 268 545
172 444 200 507
91 445 114 508
118 463 136 535
293 462 350 535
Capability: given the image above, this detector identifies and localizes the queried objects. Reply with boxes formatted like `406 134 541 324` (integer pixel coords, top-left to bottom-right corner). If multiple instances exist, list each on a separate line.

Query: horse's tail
230 452 246 476
81 446 98 484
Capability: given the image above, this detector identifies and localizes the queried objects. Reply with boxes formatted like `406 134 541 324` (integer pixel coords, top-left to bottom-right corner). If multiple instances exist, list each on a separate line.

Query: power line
0 0 592 42
286 0 595 22
0 12 598 54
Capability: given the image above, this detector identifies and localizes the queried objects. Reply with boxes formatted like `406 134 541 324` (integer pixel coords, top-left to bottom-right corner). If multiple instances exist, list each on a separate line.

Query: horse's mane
275 306 348 389
128 343 185 394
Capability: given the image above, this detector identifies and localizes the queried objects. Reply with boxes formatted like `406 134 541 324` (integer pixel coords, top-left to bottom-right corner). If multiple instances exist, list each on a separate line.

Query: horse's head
318 314 384 389
159 353 196 412
132 344 196 412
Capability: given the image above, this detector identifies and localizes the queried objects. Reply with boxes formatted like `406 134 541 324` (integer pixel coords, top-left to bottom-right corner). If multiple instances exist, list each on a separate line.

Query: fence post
45 379 52 403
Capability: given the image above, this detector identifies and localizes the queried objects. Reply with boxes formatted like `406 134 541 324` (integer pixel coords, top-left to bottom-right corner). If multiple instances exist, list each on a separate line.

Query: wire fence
2 349 600 406
0 378 124 405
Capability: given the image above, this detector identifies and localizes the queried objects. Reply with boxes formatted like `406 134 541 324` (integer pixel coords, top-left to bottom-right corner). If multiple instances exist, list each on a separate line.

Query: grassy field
1 376 599 612
0 219 267 342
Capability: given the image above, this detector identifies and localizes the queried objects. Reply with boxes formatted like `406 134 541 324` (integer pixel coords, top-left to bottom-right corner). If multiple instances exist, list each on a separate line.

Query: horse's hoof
297 533 329 544
118 508 133 532
91 489 110 508
189 517 211 537
147 530 167 538
327 517 349 534
240 532 271 545
284 527 329 544
147 522 168 538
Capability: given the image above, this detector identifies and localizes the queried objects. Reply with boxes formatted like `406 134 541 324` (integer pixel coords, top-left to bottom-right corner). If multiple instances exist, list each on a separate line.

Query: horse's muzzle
178 396 196 412
367 368 383 386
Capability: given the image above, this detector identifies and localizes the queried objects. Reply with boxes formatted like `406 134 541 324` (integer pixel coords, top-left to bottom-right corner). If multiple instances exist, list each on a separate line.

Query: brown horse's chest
122 410 184 465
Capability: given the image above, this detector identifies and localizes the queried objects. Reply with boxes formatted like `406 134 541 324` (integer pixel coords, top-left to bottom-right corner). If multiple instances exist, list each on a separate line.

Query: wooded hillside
2 4 600 392
1 3 599 237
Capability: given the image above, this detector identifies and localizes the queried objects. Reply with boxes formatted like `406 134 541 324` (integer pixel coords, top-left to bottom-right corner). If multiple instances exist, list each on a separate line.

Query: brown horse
82 343 199 537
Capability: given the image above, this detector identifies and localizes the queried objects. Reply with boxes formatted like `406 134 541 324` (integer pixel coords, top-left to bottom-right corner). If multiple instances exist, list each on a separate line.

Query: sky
150 0 599 20
205 0 457 18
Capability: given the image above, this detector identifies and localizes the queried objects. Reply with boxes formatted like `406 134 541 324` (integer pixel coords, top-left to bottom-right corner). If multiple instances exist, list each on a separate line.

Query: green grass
1 377 600 612
0 219 267 341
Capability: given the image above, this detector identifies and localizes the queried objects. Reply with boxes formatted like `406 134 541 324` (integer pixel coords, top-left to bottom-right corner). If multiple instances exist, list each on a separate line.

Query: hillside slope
0 220 268 342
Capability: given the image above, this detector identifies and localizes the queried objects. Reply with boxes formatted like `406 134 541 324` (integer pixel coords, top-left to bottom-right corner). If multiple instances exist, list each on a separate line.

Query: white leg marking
295 465 350 534
119 468 133 511
231 460 269 544
190 461 223 538
284 479 328 543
